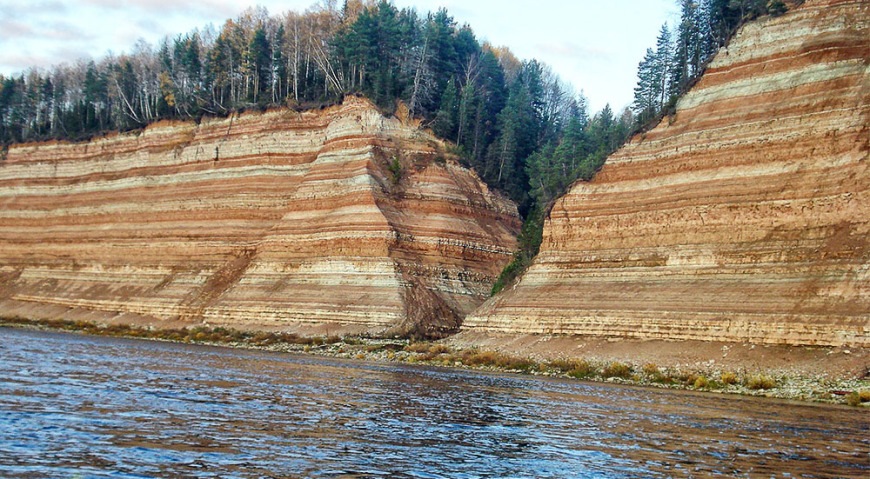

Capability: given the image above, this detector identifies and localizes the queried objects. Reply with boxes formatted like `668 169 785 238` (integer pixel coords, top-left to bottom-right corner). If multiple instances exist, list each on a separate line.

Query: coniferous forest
0 0 794 291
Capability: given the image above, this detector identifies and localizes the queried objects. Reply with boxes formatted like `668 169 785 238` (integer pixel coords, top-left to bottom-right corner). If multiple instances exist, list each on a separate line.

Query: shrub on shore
459 350 537 372
404 342 450 355
567 360 599 379
642 363 660 377
547 358 577 373
720 372 739 385
846 390 870 406
746 376 777 390
548 358 598 379
602 362 632 379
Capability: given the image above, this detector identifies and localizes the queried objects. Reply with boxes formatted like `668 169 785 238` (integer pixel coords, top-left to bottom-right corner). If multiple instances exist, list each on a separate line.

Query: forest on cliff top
0 0 791 289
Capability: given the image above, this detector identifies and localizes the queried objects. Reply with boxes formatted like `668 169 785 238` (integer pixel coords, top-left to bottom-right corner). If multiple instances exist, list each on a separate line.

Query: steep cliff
465 0 869 346
0 97 520 337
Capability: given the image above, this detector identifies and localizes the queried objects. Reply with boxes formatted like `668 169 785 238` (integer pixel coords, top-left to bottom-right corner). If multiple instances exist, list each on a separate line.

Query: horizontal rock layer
0 97 520 336
465 0 869 346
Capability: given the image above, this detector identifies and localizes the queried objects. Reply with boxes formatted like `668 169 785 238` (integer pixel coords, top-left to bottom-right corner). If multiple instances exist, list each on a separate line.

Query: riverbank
2 316 868 407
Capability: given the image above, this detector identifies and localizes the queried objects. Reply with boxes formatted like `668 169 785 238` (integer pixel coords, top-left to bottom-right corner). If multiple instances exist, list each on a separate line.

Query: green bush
491 207 545 295
388 156 402 184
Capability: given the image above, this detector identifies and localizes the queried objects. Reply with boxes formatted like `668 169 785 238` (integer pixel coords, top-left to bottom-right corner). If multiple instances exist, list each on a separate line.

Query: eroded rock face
465 0 869 346
0 97 520 337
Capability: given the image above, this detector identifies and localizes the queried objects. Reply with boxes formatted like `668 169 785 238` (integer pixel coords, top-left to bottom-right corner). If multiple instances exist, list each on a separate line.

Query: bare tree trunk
311 39 344 94
497 137 509 183
293 20 300 102
409 34 429 118
111 74 142 124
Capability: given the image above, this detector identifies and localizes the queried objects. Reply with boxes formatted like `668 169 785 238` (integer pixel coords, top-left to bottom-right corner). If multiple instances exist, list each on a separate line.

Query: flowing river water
1 328 867 478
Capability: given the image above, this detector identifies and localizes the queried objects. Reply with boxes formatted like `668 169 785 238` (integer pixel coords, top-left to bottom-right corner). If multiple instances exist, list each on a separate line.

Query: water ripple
1 328 868 478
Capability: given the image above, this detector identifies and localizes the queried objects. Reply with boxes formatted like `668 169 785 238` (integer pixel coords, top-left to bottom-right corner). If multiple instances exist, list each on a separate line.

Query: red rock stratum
465 0 869 346
0 97 520 337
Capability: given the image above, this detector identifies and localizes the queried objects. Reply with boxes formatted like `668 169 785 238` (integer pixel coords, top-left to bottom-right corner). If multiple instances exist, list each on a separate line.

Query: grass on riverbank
0 315 345 347
3 316 868 406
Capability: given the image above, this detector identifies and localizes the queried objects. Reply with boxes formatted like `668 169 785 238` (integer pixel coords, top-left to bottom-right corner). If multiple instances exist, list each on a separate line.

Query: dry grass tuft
642 363 660 376
745 376 777 390
720 372 739 385
602 362 632 379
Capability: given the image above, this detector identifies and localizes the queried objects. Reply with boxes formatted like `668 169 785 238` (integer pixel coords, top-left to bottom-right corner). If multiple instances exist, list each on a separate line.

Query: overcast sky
0 0 678 112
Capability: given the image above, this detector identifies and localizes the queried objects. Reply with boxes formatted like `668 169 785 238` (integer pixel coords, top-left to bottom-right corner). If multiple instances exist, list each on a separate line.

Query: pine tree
432 78 458 140
371 0 401 106
557 115 590 181
456 82 476 148
249 27 271 103
520 60 546 145
425 8 458 111
487 77 535 208
83 62 107 132
653 23 673 110
525 140 557 205
633 48 657 121
705 0 734 48
0 76 17 143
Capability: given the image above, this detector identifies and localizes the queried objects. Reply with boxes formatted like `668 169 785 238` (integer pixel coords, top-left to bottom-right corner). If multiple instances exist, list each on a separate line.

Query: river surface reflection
1 328 867 478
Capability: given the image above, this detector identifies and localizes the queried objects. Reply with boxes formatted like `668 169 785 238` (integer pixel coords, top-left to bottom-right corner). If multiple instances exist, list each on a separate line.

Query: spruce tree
633 48 657 122
249 27 271 103
432 78 458 140
653 23 673 110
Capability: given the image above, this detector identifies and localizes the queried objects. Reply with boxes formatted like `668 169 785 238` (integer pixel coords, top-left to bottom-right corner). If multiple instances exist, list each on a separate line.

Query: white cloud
536 42 610 61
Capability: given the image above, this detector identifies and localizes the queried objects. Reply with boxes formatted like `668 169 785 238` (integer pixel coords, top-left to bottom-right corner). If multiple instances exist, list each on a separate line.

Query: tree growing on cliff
634 23 675 123
632 0 797 132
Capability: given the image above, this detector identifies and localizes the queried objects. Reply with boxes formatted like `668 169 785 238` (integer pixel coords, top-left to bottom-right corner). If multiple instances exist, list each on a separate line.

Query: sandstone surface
465 0 869 346
0 97 520 337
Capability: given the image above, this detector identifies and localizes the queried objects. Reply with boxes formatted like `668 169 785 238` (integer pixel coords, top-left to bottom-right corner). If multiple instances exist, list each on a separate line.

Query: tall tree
249 26 272 103
432 78 458 139
272 24 287 103
653 23 673 109
633 48 658 120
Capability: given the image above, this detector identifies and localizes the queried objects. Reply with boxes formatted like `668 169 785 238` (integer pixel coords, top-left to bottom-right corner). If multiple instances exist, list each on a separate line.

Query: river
1 328 867 478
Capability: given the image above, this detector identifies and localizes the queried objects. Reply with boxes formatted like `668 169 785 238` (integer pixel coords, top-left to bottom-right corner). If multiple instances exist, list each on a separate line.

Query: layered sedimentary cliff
0 97 520 336
466 0 869 346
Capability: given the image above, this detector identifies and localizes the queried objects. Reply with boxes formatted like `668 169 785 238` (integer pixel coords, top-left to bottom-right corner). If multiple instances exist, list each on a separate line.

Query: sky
0 0 678 113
